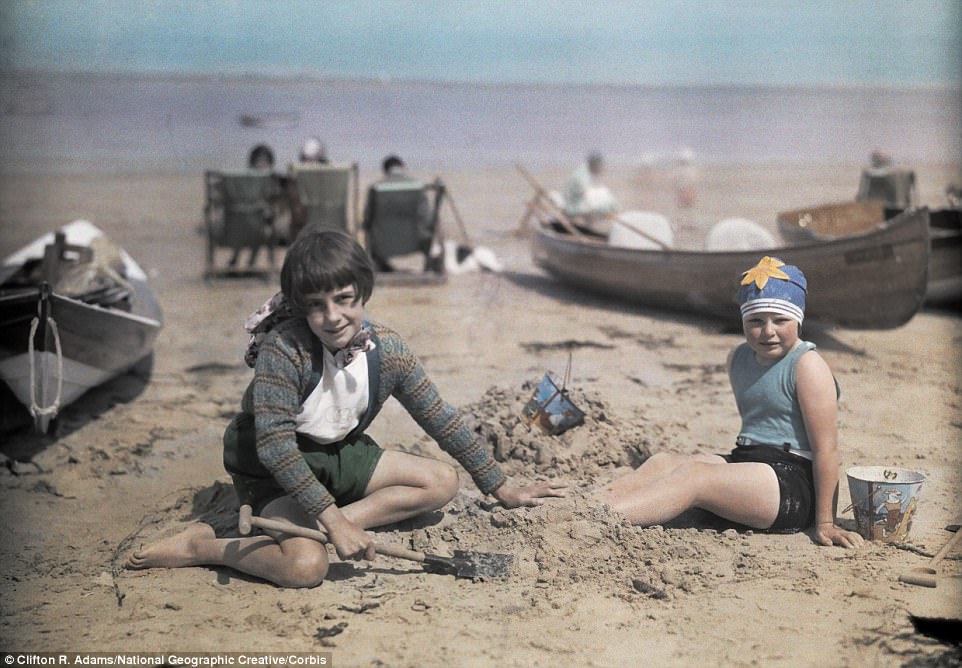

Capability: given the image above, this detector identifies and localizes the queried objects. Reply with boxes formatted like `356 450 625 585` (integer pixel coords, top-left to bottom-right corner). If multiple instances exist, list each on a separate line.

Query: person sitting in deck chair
361 155 442 273
856 150 916 208
287 137 332 241
224 144 282 270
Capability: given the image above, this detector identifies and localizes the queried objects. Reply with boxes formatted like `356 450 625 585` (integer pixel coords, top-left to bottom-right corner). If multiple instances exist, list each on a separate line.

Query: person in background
361 155 437 272
248 143 276 171
856 150 916 207
378 154 412 182
287 137 331 241
672 147 700 210
299 136 329 164
946 183 961 208
563 151 619 236
226 144 280 269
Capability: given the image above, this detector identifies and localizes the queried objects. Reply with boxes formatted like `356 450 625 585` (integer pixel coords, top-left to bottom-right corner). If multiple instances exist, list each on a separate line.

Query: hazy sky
2 0 960 87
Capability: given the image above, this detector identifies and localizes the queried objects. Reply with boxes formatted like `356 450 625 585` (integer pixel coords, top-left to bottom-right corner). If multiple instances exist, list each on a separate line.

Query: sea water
1 73 959 174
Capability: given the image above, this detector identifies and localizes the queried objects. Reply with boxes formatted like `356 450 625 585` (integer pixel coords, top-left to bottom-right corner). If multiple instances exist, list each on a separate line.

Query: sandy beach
1 160 961 666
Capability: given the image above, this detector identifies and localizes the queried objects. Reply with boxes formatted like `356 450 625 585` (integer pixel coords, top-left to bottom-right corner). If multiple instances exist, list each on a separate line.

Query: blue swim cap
737 256 807 324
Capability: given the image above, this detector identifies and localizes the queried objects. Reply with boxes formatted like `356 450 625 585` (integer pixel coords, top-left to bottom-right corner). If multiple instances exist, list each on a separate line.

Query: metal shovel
238 504 512 579
898 524 962 588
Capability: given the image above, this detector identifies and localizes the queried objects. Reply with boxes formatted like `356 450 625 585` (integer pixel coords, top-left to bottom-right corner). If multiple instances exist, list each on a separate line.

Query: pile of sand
458 381 654 480
378 487 797 603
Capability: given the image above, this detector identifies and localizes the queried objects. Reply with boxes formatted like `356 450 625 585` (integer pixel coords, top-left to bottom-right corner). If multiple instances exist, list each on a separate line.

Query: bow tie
333 328 374 368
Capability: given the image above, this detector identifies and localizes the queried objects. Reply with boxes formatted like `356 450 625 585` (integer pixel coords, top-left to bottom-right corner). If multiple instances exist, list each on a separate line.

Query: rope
28 314 64 419
562 351 573 391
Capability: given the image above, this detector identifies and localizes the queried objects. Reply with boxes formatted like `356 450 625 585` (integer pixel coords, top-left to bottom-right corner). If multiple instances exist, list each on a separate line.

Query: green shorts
222 412 384 515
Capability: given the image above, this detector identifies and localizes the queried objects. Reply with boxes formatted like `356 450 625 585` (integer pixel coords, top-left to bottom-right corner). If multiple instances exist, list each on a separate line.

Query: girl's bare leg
126 496 329 588
338 450 459 530
602 452 725 499
601 456 781 529
128 451 458 583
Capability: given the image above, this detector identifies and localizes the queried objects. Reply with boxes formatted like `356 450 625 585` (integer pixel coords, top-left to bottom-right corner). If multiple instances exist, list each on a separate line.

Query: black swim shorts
722 444 815 533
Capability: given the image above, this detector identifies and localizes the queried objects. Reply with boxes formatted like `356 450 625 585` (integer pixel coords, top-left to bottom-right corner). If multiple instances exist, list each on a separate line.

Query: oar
515 164 670 249
514 163 584 237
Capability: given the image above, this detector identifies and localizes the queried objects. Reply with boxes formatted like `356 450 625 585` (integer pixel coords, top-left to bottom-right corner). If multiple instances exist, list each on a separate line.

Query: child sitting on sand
601 256 863 547
129 230 565 587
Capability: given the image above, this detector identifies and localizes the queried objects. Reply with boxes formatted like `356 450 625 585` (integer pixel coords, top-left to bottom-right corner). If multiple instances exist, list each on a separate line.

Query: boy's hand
493 481 568 509
319 506 376 561
814 522 864 549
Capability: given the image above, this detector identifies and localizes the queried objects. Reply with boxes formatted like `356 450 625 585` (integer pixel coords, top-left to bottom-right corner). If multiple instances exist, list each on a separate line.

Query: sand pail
521 372 585 436
846 466 925 543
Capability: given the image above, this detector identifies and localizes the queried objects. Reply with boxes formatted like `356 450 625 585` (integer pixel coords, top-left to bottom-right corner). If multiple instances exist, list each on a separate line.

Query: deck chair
287 162 359 240
204 169 278 279
362 178 445 281
856 167 917 207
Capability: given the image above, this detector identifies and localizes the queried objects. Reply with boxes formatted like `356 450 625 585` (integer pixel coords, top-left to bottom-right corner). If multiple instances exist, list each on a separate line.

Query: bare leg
602 452 723 499
126 497 330 588
126 452 458 584
247 244 260 267
601 455 780 529
339 450 459 530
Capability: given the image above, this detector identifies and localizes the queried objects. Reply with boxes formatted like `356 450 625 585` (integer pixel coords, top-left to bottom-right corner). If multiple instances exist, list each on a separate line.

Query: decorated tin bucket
846 466 925 543
521 372 585 436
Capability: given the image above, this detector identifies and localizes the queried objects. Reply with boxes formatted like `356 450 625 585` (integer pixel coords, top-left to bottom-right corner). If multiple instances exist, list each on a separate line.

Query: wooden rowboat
0 220 164 433
531 207 930 329
778 201 962 304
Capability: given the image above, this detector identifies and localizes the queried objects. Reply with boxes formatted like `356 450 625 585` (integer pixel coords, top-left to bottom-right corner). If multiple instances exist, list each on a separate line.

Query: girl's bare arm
796 351 863 548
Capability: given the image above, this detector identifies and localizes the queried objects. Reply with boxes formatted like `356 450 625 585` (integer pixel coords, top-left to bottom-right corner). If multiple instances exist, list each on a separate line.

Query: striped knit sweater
240 318 506 516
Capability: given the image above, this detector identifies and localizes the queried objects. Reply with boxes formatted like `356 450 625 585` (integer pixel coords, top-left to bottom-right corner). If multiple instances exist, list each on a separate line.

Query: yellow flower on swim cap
740 256 790 289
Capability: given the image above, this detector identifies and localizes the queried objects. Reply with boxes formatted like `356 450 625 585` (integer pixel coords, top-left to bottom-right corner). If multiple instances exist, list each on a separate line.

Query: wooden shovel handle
246 514 427 563
371 541 427 563
898 525 962 587
928 524 962 568
248 515 326 540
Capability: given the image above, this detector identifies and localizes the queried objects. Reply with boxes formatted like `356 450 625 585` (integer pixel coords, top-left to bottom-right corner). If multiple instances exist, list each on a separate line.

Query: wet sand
1 162 961 666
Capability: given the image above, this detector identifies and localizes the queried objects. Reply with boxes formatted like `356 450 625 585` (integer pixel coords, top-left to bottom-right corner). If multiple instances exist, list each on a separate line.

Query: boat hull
778 202 962 304
532 208 930 329
0 221 163 431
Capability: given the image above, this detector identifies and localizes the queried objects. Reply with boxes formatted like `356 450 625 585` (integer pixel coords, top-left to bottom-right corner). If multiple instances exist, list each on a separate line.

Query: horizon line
4 67 960 94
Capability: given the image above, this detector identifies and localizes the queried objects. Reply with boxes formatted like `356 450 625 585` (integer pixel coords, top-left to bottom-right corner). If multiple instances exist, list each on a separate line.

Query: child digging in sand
601 256 863 547
129 230 565 587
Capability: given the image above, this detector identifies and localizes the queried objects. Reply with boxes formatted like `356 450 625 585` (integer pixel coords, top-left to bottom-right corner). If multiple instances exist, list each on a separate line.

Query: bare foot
126 523 215 570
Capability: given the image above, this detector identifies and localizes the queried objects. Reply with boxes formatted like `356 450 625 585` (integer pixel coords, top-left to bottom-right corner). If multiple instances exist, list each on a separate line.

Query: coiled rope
27 312 63 420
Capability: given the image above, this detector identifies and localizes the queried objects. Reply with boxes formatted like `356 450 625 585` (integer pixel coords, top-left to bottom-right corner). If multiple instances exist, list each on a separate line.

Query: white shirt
295 346 369 444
